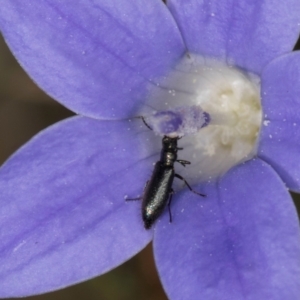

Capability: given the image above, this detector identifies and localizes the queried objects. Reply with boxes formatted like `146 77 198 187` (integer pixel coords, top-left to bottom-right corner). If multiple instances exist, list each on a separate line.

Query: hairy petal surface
167 0 300 74
154 159 300 300
259 52 300 192
0 0 185 119
0 116 154 297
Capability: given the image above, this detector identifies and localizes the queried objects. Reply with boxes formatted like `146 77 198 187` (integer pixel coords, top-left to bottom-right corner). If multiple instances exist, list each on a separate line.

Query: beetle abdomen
142 162 174 229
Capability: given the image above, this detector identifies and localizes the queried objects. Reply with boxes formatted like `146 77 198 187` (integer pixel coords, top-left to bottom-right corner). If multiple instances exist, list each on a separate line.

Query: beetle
127 118 205 229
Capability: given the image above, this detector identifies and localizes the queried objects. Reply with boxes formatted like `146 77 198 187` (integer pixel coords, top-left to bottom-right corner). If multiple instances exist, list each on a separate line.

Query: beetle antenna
134 115 153 131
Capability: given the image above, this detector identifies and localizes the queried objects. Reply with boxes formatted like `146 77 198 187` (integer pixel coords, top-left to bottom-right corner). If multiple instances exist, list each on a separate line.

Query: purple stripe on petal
0 0 185 119
259 51 300 192
0 116 154 297
154 158 300 300
167 0 300 73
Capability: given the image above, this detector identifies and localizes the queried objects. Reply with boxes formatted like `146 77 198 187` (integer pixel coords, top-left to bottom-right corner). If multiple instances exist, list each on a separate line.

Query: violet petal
167 0 300 73
154 158 300 300
259 51 300 192
0 0 185 118
0 116 153 297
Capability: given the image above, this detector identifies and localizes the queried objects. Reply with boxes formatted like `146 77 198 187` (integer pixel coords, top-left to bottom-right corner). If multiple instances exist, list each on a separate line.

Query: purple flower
0 0 300 299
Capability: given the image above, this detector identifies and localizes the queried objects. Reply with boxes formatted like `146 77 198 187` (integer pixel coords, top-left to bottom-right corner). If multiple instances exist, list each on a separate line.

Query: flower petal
154 158 300 300
0 116 154 297
259 52 300 192
167 0 300 73
0 0 185 118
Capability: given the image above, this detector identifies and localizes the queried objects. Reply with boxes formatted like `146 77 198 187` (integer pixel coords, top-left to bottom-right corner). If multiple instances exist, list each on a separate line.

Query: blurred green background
1 31 300 300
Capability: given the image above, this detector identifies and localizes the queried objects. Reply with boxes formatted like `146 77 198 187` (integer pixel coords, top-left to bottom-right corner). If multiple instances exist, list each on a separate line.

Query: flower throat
140 54 262 183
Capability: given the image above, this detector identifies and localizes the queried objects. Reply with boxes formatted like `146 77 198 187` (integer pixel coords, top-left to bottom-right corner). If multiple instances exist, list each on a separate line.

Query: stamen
144 106 210 138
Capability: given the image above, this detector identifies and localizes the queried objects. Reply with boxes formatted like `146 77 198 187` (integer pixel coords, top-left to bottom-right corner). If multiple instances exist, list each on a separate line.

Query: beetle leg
126 180 149 201
174 173 206 197
125 196 141 201
167 188 174 223
177 159 191 167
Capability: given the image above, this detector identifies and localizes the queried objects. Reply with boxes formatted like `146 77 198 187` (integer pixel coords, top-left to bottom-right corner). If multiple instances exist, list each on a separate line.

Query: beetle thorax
161 151 177 167
160 137 178 166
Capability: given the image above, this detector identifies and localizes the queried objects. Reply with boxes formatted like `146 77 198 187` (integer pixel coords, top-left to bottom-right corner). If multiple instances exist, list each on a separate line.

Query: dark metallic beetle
128 127 205 229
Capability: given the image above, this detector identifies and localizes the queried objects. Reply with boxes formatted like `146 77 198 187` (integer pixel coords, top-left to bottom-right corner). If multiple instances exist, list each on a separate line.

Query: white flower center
140 54 262 183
